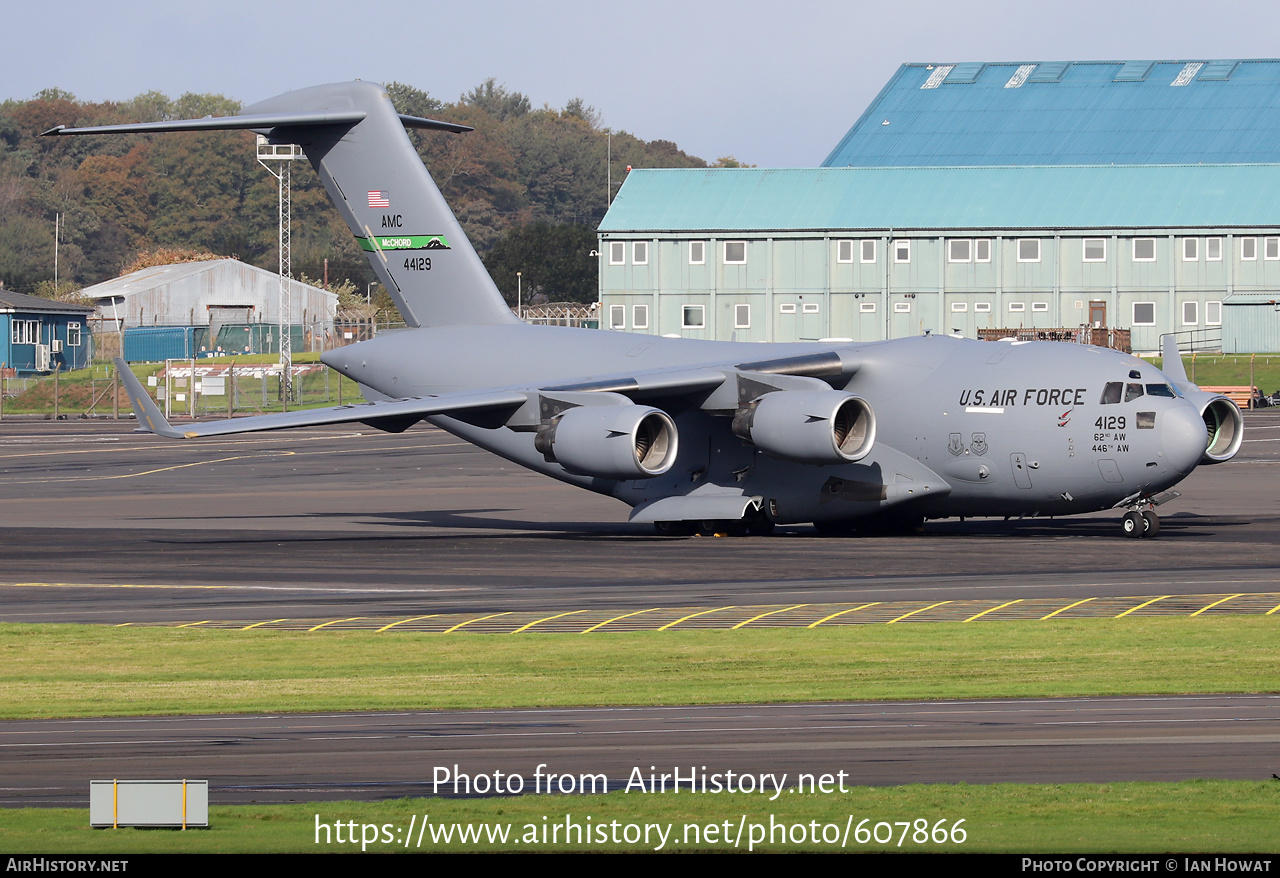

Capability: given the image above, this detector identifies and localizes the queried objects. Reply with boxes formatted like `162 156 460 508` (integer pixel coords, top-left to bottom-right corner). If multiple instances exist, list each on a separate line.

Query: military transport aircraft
45 81 1242 538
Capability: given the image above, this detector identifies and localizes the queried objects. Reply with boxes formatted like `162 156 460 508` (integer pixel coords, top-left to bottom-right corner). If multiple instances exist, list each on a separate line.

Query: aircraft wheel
746 517 776 536
1121 511 1144 538
654 520 696 536
1141 510 1160 538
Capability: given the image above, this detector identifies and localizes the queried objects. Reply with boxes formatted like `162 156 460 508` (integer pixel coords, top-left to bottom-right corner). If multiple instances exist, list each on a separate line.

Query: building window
1267 237 1280 260
1009 302 1026 312
861 240 876 263
682 305 705 329
1017 239 1040 262
1182 301 1198 325
1083 238 1106 262
894 240 911 263
894 302 911 313
609 241 625 265
632 304 649 329
1206 237 1222 261
1032 302 1049 312
802 302 819 314
1133 302 1156 325
948 239 972 262
974 302 991 313
951 302 968 312
1242 237 1257 260
734 304 751 329
859 302 876 313
724 241 746 264
779 303 797 314
975 239 991 262
689 241 705 265
11 320 38 345
67 322 81 347
837 240 854 263
1206 301 1221 325
1183 238 1198 261
609 305 626 329
1133 239 1156 262
632 241 648 265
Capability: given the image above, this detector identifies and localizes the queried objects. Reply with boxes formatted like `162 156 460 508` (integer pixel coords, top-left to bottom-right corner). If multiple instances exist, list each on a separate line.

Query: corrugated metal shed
81 259 337 328
1223 295 1280 353
823 59 1280 168
599 165 1280 233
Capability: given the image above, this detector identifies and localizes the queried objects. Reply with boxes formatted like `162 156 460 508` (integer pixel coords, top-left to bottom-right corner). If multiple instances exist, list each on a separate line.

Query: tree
482 222 597 305
461 79 530 121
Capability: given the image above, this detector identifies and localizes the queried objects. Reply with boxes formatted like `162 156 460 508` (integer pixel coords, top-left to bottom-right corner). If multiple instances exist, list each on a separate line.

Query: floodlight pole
257 136 302 400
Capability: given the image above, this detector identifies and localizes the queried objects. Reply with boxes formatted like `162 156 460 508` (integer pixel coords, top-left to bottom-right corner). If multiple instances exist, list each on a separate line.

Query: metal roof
823 59 1280 168
0 290 94 314
598 165 1280 233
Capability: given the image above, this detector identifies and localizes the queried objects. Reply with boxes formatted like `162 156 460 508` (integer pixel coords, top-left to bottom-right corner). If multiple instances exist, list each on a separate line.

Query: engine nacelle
1197 394 1244 463
536 404 678 480
732 390 876 465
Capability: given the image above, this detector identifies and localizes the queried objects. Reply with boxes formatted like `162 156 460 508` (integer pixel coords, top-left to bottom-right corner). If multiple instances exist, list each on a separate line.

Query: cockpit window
1100 382 1123 404
1125 383 1144 402
1146 383 1176 398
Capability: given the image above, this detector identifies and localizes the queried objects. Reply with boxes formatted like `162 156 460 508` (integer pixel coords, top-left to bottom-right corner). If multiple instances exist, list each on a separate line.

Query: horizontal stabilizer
41 112 471 138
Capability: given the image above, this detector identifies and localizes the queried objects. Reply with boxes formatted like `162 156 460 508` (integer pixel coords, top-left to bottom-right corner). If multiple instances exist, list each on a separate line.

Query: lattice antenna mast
257 136 303 396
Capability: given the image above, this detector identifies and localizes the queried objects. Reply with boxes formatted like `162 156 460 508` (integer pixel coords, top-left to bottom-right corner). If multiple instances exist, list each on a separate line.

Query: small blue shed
0 290 95 376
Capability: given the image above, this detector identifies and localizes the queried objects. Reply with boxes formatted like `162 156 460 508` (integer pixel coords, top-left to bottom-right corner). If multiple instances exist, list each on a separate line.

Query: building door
1088 301 1107 328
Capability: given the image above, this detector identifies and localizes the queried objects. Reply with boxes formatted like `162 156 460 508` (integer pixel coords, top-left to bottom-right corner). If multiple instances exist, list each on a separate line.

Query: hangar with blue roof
598 59 1280 352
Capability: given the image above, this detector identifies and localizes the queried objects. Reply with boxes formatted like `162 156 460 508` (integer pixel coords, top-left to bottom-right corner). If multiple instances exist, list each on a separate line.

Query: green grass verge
1 618 1276 719
3 782 1276 852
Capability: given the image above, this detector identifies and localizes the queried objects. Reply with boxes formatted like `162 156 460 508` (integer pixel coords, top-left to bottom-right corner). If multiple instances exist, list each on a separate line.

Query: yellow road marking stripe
732 604 808 629
964 600 1022 622
581 608 661 633
659 607 734 631
808 602 879 628
1189 595 1243 617
241 618 286 630
176 621 211 628
511 610 587 634
1115 596 1169 617
1041 597 1095 620
1266 603 1280 616
308 617 362 632
376 615 440 633
443 613 510 633
887 601 951 624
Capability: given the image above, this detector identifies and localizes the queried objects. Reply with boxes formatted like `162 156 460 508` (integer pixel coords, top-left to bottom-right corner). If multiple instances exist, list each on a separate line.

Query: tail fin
1159 333 1197 394
45 81 518 329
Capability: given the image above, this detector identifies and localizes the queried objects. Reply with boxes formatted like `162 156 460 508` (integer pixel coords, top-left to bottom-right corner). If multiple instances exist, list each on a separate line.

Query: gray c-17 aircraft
45 81 1243 538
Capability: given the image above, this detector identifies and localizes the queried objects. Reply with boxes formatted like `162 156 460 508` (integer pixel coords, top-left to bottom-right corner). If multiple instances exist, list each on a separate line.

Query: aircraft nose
1161 403 1207 473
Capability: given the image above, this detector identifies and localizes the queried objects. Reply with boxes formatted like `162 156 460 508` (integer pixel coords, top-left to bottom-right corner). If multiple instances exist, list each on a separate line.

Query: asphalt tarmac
0 413 1277 805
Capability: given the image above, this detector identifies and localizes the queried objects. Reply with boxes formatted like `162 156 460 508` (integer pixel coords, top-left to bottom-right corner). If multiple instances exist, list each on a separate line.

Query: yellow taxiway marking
581 608 662 633
1115 596 1169 618
1267 603 1280 616
1040 597 1095 620
887 601 951 624
808 602 879 628
177 621 211 628
241 619 286 630
442 613 510 634
964 600 1022 622
732 604 808 629
308 617 362 632
659 607 734 631
376 615 440 633
1189 595 1243 617
510 610 587 634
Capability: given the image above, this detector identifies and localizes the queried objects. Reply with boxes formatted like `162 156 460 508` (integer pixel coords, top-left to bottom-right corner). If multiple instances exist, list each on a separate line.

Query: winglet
114 359 185 438
1159 334 1197 393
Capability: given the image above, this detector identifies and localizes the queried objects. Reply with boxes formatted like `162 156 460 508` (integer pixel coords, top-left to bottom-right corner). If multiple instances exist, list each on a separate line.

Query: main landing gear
1121 508 1160 539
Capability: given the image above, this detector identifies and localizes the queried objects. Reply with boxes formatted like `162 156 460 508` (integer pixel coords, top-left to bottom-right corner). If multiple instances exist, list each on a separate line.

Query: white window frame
1205 301 1222 326
689 241 705 265
734 303 751 329
1182 238 1198 262
1017 239 1040 263
802 302 820 314
1241 237 1257 260
1267 237 1280 260
859 302 876 313
632 304 649 330
1083 238 1107 262
974 302 991 313
681 304 705 329
951 302 968 312
948 239 972 263
1206 237 1222 261
632 241 648 265
1132 302 1157 326
67 322 81 347
1133 238 1156 262
893 302 911 313
836 240 854 263
1008 302 1026 313
1182 300 1199 326
723 241 746 265
975 239 991 262
860 240 876 263
894 239 911 263
609 304 626 330
609 241 625 265
1032 302 1049 312
779 303 797 314
11 320 38 345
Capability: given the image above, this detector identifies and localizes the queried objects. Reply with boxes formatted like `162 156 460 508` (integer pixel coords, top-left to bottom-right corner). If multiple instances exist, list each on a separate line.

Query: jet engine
535 404 679 480
1195 393 1244 463
731 390 876 465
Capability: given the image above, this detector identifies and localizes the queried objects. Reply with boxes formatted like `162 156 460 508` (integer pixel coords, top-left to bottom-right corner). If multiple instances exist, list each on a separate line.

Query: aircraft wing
116 359 526 439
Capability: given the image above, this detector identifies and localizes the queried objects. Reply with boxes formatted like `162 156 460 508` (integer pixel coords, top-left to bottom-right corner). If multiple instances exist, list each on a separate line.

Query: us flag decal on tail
367 190 390 208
